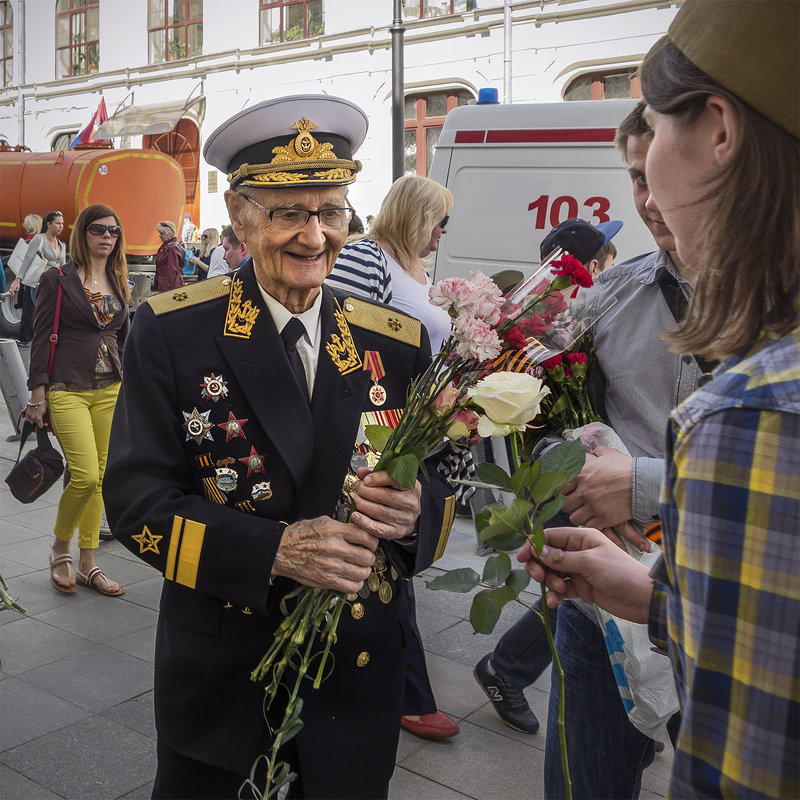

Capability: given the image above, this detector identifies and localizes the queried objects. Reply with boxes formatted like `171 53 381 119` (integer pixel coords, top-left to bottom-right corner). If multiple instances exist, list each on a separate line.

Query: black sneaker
473 654 539 734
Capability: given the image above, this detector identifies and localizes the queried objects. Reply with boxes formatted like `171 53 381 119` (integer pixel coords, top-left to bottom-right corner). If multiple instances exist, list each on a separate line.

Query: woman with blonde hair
328 174 453 350
186 227 220 281
26 203 130 597
153 219 184 292
22 213 43 239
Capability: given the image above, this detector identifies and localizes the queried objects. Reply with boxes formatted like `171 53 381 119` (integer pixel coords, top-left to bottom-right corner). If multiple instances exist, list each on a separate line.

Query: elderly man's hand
272 516 378 594
349 467 422 542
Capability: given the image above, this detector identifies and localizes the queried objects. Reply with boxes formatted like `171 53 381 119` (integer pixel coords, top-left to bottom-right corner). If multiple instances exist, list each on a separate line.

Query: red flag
70 98 111 148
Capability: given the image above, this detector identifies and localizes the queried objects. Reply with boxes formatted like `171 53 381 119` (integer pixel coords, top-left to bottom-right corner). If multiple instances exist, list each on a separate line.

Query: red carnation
566 351 588 365
517 315 549 338
552 254 594 289
542 354 563 370
503 325 528 350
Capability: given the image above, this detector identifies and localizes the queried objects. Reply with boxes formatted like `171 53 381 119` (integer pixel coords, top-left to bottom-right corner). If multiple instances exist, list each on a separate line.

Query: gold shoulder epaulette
341 296 421 347
146 276 232 316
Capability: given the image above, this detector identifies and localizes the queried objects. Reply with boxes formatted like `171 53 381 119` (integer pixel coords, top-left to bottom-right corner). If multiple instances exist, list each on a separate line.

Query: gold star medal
182 408 214 445
363 350 386 406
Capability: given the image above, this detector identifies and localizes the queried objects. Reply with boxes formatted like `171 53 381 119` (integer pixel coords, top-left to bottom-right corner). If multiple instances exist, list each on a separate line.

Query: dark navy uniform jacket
103 261 455 798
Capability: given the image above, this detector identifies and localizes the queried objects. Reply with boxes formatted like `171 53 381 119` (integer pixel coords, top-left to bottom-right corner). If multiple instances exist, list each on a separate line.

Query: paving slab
0 764 66 800
0 616 91 675
101 691 157 741
19 645 154 714
389 765 472 800
0 716 156 800
0 677 90 751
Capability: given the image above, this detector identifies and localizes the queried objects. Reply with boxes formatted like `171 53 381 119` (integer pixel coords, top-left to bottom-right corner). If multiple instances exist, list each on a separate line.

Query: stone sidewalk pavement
0 414 673 800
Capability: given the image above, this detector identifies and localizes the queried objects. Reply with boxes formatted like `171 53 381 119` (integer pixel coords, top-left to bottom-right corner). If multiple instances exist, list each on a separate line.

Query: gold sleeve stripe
174 518 206 589
433 495 457 563
165 516 183 582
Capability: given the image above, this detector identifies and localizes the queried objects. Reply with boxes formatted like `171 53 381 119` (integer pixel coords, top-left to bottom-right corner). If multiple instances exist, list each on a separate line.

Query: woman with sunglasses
186 227 220 281
26 204 130 597
9 210 67 346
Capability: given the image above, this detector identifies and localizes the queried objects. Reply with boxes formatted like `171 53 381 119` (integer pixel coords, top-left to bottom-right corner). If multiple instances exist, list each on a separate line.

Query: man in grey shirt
474 102 702 799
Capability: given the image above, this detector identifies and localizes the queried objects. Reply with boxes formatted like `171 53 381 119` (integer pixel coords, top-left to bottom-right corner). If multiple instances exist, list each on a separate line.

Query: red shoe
400 711 460 740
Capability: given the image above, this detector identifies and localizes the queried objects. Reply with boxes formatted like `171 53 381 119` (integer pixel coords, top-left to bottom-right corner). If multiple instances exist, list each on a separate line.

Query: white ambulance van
428 98 652 282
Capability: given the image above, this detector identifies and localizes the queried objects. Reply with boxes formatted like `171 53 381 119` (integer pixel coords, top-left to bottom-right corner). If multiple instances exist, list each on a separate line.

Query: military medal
182 408 214 444
378 581 393 604
367 572 380 592
336 503 351 522
214 468 238 493
239 446 266 477
350 452 368 472
363 351 387 406
218 411 248 442
373 548 386 571
251 481 273 502
390 566 398 581
200 373 229 402
358 583 370 599
345 593 358 602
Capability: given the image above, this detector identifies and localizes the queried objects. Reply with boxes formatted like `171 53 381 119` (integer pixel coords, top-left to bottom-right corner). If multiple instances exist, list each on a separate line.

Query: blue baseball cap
540 218 623 264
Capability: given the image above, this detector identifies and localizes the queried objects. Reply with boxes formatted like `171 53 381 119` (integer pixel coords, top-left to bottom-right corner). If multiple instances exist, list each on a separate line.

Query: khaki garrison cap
668 0 799 139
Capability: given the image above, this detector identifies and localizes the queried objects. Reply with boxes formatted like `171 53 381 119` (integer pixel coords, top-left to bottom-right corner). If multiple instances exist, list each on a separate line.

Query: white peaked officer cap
203 94 369 189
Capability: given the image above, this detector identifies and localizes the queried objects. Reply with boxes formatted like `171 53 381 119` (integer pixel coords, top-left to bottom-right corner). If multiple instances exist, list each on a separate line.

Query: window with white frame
55 0 99 78
259 0 323 44
148 0 202 64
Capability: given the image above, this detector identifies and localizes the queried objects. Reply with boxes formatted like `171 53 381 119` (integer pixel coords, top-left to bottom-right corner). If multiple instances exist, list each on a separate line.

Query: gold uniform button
356 651 370 667
351 602 365 620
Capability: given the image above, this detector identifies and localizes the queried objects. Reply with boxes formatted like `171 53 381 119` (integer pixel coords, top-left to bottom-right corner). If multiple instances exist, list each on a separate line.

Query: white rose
467 372 550 430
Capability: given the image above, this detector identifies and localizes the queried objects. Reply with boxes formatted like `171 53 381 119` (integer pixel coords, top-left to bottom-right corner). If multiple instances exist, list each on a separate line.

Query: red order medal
363 350 386 406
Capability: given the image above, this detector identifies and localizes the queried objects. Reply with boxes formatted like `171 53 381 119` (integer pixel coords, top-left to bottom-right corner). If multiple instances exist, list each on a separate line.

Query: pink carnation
453 316 502 363
428 277 472 315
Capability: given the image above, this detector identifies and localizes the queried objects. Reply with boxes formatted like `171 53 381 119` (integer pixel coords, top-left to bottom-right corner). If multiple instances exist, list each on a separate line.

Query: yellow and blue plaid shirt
650 326 800 798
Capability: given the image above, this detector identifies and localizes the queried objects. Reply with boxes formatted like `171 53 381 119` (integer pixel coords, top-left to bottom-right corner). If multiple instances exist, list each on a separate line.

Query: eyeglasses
239 194 355 229
202 234 208 239
439 215 449 229
87 223 121 237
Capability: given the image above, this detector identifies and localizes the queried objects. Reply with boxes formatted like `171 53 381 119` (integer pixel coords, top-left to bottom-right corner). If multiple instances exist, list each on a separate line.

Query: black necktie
657 271 719 376
281 317 310 403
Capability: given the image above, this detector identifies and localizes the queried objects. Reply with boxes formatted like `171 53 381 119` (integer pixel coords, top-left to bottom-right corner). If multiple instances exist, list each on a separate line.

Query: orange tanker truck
0 146 185 336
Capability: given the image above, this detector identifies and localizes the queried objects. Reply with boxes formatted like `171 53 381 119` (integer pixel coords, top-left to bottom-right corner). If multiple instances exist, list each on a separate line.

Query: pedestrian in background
9 211 66 346
187 227 220 281
153 220 184 292
26 203 130 598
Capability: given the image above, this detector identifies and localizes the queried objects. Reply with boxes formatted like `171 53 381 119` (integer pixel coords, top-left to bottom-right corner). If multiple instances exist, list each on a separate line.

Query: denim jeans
490 598 555 690
545 603 655 800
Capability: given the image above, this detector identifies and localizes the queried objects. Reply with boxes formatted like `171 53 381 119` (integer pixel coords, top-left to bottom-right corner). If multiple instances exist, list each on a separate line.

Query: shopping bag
6 238 29 275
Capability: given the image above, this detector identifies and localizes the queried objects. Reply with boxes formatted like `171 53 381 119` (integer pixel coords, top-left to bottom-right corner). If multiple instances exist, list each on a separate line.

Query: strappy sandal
50 548 77 594
75 566 125 597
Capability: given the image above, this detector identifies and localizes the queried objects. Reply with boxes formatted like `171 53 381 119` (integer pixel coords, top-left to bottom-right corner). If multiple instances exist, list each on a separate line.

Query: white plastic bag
563 422 679 741
6 238 29 275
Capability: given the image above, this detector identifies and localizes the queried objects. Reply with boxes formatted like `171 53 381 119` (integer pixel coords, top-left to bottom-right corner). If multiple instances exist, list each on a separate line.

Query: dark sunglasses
439 214 449 228
87 223 121 237
202 234 209 238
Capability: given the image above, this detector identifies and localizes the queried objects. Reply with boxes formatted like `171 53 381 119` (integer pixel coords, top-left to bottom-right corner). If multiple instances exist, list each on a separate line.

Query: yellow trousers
47 382 120 550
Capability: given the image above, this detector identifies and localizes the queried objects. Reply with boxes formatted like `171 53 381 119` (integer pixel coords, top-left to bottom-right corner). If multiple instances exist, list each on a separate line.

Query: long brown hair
69 204 131 302
640 36 799 360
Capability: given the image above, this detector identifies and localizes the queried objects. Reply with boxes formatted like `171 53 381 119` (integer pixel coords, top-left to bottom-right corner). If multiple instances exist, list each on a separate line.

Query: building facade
0 0 679 230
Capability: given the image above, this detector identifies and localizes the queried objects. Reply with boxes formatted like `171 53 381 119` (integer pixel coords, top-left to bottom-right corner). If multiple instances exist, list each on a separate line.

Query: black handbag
5 420 65 503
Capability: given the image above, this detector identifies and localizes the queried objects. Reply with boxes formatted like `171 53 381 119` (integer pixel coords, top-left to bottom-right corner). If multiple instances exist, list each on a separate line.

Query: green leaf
470 585 516 634
478 498 533 545
537 494 567 525
541 439 586 484
364 424 393 454
510 461 533 496
482 529 527 552
533 523 545 553
475 501 505 534
531 471 568 504
475 461 513 491
482 552 512 587
506 568 531 596
426 568 481 593
384 453 420 490
548 393 571 416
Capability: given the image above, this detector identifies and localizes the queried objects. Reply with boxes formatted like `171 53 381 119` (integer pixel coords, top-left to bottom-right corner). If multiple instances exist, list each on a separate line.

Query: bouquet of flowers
245 252 596 798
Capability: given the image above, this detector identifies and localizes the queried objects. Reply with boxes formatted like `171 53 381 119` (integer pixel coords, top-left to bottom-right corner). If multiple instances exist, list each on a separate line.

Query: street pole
391 0 405 181
503 0 512 103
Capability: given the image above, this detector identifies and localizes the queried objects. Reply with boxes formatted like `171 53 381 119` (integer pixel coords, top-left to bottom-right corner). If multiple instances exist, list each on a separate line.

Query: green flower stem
0 575 25 614
312 593 345 689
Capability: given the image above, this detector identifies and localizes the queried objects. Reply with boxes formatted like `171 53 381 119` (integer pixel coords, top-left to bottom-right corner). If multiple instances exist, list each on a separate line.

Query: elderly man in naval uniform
104 95 456 800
